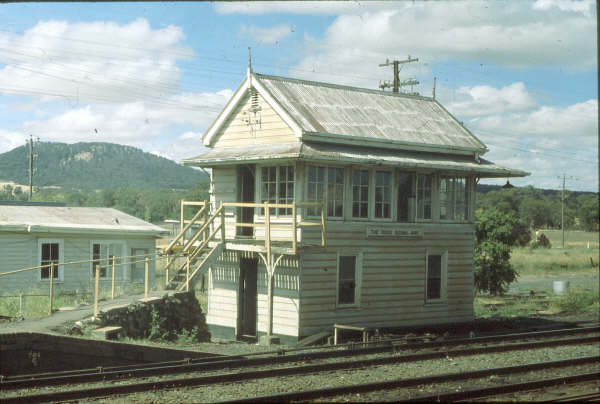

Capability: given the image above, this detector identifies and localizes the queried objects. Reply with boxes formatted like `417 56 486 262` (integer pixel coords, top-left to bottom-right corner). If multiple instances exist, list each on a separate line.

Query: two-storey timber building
165 68 528 344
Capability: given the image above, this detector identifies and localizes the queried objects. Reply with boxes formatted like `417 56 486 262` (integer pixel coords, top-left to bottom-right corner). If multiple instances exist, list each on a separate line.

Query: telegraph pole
28 135 33 201
559 174 573 249
379 55 419 93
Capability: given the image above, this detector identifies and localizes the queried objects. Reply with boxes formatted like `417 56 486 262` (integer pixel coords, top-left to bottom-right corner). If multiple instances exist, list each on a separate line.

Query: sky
0 0 597 192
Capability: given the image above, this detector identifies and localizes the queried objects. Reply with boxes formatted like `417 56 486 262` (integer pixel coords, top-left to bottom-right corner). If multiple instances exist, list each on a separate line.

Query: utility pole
28 135 33 201
432 77 437 99
379 55 419 93
559 174 573 249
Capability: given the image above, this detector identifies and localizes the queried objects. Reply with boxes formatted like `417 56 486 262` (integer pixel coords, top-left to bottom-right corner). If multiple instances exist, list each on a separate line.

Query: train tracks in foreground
1 325 599 403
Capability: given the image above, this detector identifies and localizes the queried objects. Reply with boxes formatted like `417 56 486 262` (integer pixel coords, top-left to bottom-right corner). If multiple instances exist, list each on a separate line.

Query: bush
552 289 599 313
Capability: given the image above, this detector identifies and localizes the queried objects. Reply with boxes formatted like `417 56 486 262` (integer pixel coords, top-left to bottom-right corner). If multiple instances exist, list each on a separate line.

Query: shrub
530 232 552 249
552 289 599 313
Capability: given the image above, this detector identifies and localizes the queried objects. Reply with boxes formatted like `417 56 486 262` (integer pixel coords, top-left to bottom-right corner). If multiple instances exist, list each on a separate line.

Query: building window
337 254 361 306
352 169 369 218
40 242 59 280
440 176 468 221
374 171 392 219
92 242 123 279
416 173 432 220
426 251 447 302
260 165 294 215
397 172 414 222
306 166 344 218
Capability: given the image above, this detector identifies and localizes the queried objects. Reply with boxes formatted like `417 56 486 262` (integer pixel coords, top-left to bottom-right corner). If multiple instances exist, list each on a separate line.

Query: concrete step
92 326 123 340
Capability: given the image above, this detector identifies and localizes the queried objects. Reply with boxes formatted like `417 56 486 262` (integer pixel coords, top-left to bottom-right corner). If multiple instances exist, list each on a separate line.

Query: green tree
578 196 599 232
474 208 520 296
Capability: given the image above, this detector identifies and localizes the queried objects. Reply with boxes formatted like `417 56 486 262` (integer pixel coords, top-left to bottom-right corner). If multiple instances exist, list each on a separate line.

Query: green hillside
0 142 207 190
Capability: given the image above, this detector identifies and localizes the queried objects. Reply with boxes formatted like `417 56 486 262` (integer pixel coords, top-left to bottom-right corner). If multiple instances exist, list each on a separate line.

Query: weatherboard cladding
183 141 527 178
254 73 487 152
0 206 168 236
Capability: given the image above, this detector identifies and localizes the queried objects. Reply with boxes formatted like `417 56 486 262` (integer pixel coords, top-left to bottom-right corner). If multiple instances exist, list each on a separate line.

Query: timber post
220 202 226 244
93 263 100 318
111 257 116 300
48 262 54 315
292 203 297 254
144 257 149 298
321 202 326 247
165 255 170 287
265 202 273 337
180 200 185 246
186 254 190 292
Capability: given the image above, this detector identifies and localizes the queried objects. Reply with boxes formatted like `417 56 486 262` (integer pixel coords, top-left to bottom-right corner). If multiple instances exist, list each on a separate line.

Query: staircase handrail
182 204 224 253
165 202 207 253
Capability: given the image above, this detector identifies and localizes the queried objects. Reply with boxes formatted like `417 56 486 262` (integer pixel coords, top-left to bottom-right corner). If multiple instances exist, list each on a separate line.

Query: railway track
2 325 598 390
2 326 598 403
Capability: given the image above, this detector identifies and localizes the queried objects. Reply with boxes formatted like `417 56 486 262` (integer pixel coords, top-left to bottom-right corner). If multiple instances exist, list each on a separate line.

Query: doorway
238 257 258 338
236 165 255 237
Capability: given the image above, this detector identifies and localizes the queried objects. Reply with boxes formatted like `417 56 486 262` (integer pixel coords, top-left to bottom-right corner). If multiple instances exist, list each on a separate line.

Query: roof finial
247 46 252 76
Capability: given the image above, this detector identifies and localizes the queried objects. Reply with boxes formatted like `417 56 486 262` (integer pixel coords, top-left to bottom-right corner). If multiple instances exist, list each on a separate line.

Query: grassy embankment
476 230 599 319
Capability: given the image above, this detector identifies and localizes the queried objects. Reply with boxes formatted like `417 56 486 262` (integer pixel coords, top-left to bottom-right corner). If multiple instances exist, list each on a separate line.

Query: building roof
183 141 529 178
203 72 488 156
0 206 169 237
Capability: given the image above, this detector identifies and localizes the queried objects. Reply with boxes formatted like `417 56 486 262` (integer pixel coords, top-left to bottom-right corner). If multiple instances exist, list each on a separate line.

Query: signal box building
175 68 527 344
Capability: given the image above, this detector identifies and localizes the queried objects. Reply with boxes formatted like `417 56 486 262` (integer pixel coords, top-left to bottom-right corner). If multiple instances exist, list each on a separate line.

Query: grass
475 287 599 319
511 230 599 277
0 292 89 319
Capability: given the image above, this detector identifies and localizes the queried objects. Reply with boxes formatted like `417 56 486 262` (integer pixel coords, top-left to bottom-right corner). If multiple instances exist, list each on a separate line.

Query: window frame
258 163 295 217
373 169 393 220
38 238 64 282
439 175 470 223
416 172 434 222
396 170 416 223
336 251 363 308
351 168 371 220
305 164 345 219
90 240 126 281
425 249 448 304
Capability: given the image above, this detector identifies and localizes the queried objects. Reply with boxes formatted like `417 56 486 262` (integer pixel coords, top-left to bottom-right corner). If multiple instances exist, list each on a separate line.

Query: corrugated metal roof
0 206 169 236
255 73 487 153
183 141 528 178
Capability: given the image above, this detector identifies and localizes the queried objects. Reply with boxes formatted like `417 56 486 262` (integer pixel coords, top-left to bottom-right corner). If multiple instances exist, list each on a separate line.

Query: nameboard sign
366 226 423 239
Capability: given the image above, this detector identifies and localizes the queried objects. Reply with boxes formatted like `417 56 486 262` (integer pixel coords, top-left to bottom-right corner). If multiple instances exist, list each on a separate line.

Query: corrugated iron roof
183 141 528 178
0 206 169 236
254 73 487 153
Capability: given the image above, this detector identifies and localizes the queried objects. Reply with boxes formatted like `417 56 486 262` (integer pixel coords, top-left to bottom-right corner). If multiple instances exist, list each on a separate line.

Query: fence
0 250 188 319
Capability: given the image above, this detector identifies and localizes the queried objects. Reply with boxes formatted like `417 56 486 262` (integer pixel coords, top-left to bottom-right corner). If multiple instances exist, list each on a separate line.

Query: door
131 248 147 283
238 257 258 338
236 165 255 237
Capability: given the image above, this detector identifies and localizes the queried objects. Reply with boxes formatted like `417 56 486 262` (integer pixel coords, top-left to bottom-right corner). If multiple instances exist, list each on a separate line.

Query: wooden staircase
163 202 225 292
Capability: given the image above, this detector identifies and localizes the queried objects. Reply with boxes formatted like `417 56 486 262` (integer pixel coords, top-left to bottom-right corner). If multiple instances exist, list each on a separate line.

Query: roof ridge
253 72 434 101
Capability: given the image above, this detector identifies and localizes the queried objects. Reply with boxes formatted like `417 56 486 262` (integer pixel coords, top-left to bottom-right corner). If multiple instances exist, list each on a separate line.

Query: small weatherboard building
0 203 168 295
165 66 527 344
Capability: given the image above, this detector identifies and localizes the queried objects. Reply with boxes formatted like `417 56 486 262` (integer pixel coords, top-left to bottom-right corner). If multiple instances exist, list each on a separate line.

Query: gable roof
0 206 169 237
204 72 487 156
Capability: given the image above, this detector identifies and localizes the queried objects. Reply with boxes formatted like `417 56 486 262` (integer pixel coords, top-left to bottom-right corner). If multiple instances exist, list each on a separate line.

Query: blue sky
0 1 597 192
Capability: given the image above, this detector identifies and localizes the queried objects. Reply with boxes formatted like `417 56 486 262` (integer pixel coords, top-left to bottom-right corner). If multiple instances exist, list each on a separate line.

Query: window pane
277 166 294 215
41 243 59 279
397 172 414 222
327 167 344 218
375 171 391 218
307 166 324 216
338 256 356 304
352 169 369 218
427 254 442 300
417 174 432 220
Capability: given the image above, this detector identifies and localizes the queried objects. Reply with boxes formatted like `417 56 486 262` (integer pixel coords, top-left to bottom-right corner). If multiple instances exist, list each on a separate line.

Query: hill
0 142 207 190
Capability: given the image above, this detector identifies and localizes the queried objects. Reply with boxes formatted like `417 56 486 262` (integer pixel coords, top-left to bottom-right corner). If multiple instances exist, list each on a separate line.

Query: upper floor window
397 172 415 222
374 171 392 219
352 169 369 218
261 165 294 216
416 173 433 220
440 176 468 221
307 166 344 218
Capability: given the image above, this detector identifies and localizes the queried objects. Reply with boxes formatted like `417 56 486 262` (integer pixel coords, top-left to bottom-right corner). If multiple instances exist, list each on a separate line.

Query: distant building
0 205 168 294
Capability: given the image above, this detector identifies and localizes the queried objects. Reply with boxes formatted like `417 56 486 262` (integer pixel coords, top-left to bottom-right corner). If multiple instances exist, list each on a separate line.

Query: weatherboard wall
211 90 297 149
0 231 157 295
298 222 475 337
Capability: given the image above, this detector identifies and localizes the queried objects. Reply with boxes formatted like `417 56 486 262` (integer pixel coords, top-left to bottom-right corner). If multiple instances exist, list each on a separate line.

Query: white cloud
532 0 594 16
289 1 595 89
215 1 396 15
0 18 193 104
240 24 294 45
446 82 538 117
0 130 28 154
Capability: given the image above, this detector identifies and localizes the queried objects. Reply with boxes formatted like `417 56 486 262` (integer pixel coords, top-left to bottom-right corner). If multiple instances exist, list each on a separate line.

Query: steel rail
218 357 600 404
2 326 599 389
404 372 600 402
2 338 598 403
